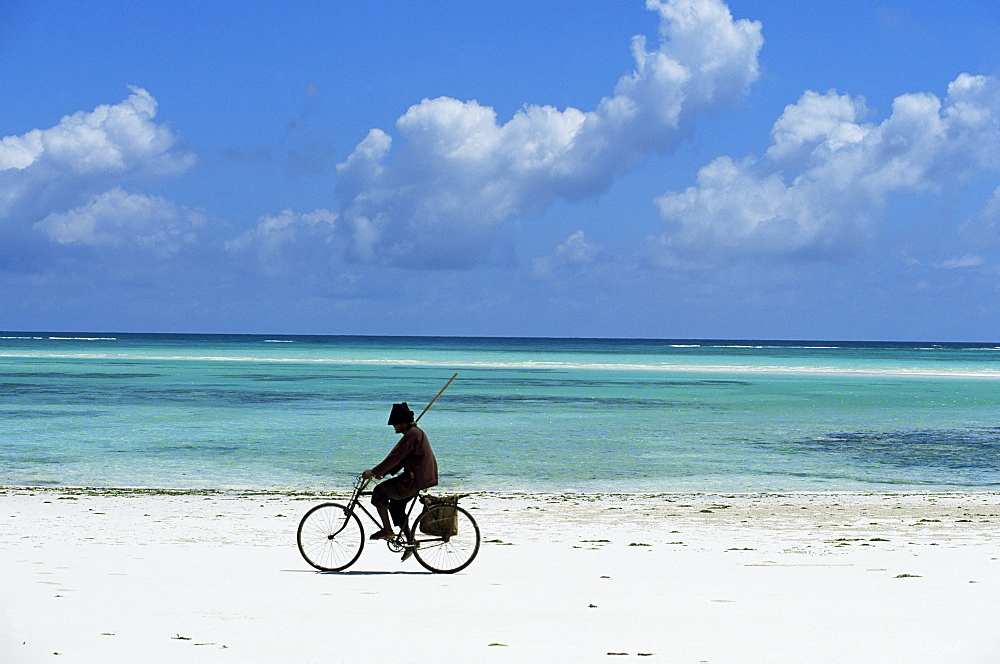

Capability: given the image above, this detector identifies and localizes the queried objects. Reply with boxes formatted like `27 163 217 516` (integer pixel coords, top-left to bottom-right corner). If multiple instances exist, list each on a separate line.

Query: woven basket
418 494 460 537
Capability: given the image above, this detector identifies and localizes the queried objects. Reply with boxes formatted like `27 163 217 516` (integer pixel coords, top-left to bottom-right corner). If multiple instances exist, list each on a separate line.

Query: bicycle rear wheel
297 502 364 571
411 504 480 573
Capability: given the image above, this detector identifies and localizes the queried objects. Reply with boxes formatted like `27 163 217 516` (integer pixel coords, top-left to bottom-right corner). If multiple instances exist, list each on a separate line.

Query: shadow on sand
282 568 432 575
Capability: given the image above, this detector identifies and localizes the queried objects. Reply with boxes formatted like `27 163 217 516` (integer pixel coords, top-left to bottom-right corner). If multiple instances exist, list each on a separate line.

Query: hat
387 402 415 426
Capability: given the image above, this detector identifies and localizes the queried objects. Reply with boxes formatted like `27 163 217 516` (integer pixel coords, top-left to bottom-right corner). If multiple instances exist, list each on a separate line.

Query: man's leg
374 504 393 534
370 476 417 539
370 484 397 539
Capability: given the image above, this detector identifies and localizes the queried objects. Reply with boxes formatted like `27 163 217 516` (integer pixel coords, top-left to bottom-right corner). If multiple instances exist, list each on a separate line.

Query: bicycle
296 475 481 574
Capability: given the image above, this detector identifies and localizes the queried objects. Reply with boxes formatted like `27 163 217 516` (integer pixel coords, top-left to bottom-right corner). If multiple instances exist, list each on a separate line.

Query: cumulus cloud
335 0 763 268
0 87 196 255
652 73 1000 261
34 187 205 255
0 86 191 177
226 208 338 277
531 230 608 280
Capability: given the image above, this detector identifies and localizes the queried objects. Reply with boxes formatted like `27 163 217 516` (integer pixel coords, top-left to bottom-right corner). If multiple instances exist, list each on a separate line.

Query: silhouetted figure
362 402 438 540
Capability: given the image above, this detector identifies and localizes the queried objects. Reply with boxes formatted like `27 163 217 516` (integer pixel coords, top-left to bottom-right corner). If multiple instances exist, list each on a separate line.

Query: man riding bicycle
362 402 438 541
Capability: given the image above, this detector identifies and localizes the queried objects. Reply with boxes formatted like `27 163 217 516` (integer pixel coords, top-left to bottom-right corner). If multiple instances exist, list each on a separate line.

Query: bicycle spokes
296 503 365 572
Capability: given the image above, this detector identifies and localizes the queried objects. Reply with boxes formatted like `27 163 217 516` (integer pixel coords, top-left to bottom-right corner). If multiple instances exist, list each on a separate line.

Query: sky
1 0 998 341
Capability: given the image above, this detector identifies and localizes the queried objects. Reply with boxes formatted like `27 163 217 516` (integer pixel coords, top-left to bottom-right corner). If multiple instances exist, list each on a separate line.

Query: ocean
2 333 999 492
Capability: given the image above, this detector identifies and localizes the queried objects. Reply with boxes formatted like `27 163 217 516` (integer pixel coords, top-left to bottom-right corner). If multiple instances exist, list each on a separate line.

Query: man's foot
369 529 394 540
400 548 414 562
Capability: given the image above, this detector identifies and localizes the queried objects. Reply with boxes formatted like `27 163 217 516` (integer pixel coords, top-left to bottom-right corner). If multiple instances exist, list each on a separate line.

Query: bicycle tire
411 504 480 573
297 502 364 571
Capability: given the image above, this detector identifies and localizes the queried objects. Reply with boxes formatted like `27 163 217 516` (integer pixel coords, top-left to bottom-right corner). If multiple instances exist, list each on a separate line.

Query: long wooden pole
415 372 458 423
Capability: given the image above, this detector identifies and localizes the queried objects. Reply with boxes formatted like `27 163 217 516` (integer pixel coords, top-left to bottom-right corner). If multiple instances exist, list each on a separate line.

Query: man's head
387 402 415 432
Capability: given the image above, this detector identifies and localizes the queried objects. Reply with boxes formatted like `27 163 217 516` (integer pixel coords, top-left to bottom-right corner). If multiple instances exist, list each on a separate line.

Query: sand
2 488 999 663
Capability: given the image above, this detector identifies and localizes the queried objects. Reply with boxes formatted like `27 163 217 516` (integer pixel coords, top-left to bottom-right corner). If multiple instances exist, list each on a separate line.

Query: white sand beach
2 488 999 663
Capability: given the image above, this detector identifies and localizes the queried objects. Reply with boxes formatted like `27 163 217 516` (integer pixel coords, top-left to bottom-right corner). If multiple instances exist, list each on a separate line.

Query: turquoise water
2 333 999 491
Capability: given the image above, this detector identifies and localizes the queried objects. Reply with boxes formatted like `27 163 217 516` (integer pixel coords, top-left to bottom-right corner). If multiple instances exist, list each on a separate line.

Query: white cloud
335 0 763 268
35 187 205 255
226 208 338 277
766 90 870 163
532 230 607 280
0 87 195 228
652 73 1000 260
937 254 984 269
557 230 604 265
959 186 1000 249
0 86 193 178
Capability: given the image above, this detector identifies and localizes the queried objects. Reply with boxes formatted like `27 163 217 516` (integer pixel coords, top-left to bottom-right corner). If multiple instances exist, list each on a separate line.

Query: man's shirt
372 425 438 490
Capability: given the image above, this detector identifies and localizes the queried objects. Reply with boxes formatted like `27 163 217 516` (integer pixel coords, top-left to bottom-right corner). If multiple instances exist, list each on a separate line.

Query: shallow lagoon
2 333 999 491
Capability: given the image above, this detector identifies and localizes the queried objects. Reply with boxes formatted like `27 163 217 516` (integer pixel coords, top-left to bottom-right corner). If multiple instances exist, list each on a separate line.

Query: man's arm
365 431 415 478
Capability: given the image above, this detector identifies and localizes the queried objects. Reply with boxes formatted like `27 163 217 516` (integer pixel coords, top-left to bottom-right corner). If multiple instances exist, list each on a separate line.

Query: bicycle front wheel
297 502 364 571
411 504 480 573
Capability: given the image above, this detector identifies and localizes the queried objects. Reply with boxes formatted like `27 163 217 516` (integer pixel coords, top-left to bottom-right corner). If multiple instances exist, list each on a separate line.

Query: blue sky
2 0 998 340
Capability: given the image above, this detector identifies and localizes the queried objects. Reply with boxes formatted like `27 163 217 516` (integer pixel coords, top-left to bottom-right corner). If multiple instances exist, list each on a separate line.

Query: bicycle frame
344 475 422 540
